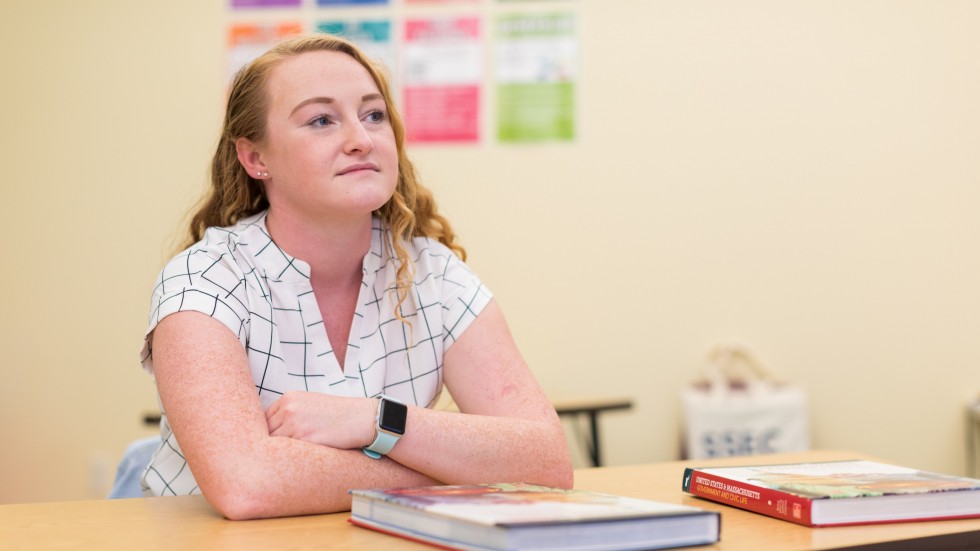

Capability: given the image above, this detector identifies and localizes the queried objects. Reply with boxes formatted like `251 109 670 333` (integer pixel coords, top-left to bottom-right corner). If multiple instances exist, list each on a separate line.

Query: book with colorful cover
682 459 980 527
349 482 720 551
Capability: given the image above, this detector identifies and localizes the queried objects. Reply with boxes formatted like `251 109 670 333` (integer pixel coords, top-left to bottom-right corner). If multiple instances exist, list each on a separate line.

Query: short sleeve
139 246 251 373
436 248 493 348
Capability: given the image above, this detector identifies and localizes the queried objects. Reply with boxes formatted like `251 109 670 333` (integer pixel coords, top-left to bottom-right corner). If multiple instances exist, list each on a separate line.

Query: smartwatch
363 395 408 459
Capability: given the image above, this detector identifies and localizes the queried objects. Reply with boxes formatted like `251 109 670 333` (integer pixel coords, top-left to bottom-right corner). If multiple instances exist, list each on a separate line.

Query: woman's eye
366 110 386 123
309 115 331 127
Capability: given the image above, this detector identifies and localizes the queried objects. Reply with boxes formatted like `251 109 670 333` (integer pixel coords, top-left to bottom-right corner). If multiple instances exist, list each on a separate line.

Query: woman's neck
264 207 373 288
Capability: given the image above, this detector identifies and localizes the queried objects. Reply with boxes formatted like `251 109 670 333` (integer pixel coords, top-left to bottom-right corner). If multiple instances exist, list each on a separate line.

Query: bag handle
703 344 778 388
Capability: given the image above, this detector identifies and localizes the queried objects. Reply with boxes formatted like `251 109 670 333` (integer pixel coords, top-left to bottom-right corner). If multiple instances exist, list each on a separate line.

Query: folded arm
151 300 572 519
151 311 438 520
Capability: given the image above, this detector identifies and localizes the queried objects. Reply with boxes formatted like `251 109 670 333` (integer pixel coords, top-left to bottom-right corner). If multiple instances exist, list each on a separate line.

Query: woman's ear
235 137 269 180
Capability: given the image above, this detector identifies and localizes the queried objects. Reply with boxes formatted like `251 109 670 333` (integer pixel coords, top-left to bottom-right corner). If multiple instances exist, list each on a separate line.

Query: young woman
139 34 572 520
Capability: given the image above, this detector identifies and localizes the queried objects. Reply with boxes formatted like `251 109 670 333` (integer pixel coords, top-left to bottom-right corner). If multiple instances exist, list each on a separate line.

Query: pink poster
402 17 482 143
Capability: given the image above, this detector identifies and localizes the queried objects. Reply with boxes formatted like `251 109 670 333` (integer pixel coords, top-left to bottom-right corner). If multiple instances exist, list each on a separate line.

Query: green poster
495 12 577 142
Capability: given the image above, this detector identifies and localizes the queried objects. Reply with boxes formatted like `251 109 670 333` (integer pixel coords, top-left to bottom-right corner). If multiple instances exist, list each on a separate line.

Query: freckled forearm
201 433 440 519
385 408 573 489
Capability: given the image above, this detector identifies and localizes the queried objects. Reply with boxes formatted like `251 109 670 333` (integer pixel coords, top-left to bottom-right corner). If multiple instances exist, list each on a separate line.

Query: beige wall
2 0 979 503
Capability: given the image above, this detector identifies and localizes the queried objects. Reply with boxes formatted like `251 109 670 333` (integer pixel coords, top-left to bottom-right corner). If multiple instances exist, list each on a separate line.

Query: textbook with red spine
682 459 980 527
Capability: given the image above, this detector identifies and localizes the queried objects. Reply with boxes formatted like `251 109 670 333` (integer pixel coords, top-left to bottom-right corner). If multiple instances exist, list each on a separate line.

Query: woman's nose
343 121 374 154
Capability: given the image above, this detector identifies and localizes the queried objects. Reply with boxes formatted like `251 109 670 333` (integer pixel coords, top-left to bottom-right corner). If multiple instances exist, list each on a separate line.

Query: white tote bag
681 345 810 460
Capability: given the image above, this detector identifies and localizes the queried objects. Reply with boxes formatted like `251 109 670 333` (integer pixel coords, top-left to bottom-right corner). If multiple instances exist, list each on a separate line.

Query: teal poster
318 19 395 76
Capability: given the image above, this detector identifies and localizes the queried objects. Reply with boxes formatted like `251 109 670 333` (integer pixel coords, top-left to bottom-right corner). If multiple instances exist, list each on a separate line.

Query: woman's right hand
265 391 378 450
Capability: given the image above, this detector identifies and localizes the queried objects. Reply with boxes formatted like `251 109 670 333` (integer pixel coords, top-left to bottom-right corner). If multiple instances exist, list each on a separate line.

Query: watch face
379 399 407 435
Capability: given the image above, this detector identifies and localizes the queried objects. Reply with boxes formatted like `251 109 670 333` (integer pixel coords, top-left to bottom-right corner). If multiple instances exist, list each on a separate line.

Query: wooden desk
3 450 979 550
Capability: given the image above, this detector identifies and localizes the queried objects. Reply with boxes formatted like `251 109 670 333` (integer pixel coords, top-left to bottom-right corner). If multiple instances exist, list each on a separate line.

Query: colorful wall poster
231 0 301 8
494 12 577 142
317 19 396 78
402 17 482 143
226 22 304 85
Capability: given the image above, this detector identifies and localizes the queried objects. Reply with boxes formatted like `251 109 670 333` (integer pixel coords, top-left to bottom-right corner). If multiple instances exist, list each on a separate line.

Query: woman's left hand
266 392 377 449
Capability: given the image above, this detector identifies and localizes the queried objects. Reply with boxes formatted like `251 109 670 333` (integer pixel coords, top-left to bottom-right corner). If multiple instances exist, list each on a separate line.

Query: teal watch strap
362 431 399 459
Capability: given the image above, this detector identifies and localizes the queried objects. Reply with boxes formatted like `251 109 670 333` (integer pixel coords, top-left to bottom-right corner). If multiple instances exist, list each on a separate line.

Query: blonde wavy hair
184 34 464 319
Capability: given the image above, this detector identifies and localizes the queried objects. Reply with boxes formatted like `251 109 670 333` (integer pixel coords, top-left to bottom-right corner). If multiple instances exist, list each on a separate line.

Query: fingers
265 393 310 437
265 398 284 435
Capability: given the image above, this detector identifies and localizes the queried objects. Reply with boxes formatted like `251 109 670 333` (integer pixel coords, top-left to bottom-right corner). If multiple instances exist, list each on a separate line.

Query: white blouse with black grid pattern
138 211 491 496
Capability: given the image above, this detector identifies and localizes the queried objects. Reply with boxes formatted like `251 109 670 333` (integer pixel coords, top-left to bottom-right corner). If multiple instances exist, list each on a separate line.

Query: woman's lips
337 163 378 176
